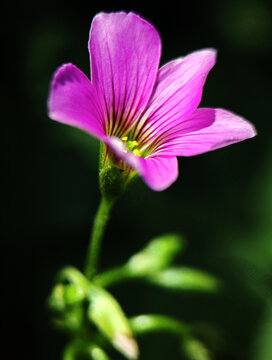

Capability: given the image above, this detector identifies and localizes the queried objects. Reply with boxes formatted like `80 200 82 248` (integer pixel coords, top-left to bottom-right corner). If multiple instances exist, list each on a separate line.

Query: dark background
3 0 272 359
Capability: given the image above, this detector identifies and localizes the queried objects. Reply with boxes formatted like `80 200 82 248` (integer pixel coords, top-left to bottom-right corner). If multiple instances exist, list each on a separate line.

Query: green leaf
181 337 213 360
87 284 138 359
148 267 221 292
126 233 185 276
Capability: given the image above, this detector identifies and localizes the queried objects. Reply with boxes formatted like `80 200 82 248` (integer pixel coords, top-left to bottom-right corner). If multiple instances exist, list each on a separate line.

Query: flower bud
126 233 184 276
148 267 221 292
87 284 139 359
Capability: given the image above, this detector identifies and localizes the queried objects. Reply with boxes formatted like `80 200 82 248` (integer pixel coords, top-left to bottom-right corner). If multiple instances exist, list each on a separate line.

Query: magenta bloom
48 12 256 191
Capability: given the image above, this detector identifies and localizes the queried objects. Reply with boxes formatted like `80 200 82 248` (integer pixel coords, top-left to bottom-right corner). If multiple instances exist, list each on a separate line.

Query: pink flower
48 12 256 191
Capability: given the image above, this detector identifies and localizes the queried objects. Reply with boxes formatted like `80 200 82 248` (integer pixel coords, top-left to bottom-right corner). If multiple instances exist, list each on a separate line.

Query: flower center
121 137 141 157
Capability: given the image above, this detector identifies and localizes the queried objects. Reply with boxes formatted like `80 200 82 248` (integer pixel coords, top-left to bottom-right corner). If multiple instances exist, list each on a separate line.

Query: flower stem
84 196 115 280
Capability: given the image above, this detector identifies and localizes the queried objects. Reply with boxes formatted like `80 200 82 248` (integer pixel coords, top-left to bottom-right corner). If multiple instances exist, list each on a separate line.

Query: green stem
84 196 115 279
94 266 130 288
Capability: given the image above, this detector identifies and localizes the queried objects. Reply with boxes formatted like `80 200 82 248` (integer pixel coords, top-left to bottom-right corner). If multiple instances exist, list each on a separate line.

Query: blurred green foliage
4 0 272 359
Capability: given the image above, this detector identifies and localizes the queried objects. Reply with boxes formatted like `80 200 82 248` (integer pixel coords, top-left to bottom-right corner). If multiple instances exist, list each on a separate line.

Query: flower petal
137 156 179 191
105 137 178 191
48 63 106 139
89 12 161 136
135 50 216 145
153 108 257 157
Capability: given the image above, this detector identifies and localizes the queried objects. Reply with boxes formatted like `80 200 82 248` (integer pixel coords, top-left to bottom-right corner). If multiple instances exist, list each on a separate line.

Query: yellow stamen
131 140 139 147
121 136 128 142
133 149 141 157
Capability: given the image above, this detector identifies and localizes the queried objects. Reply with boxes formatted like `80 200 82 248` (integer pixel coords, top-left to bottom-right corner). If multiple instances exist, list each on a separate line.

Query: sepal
99 143 138 201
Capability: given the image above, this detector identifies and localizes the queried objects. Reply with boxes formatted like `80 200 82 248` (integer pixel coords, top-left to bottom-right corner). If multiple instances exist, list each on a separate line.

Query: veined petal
105 137 178 191
135 50 216 146
153 108 257 157
48 63 106 139
89 12 161 136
